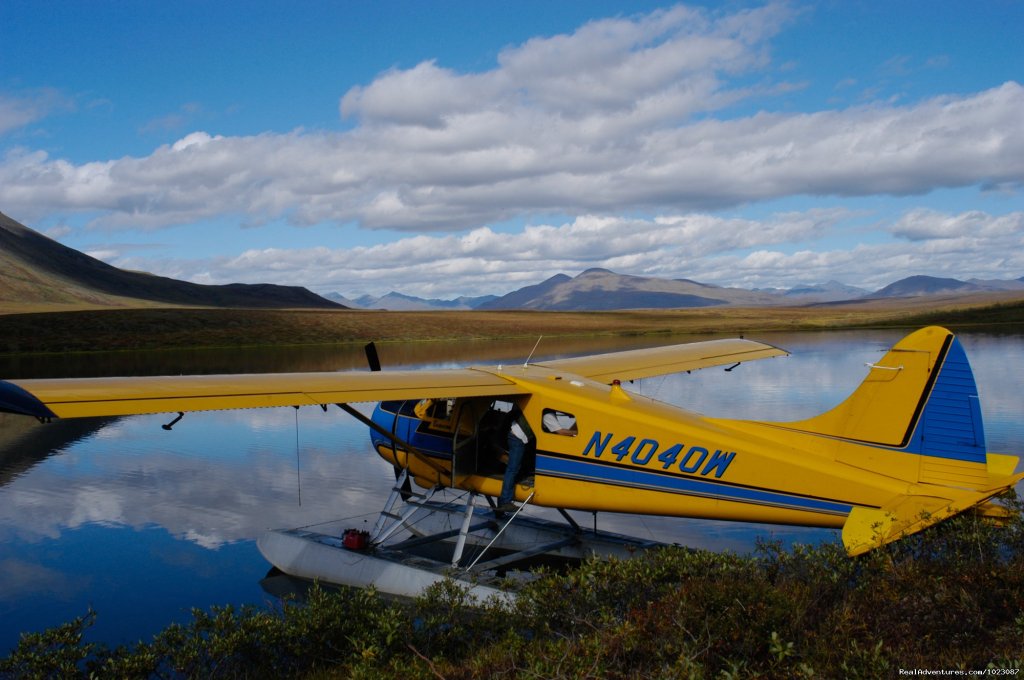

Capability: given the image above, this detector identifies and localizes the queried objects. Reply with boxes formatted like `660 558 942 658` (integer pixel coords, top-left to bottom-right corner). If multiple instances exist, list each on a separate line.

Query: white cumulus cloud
2 4 1020 235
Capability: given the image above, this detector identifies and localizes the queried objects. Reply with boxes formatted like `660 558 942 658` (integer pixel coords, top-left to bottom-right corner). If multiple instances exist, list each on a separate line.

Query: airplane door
451 398 507 485
451 399 483 484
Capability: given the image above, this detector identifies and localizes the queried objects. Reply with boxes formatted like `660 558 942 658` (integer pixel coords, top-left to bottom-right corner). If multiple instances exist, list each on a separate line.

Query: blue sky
2 1 1022 298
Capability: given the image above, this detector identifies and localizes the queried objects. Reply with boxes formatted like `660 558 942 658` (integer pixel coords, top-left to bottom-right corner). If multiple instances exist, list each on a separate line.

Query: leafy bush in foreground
3 494 1023 678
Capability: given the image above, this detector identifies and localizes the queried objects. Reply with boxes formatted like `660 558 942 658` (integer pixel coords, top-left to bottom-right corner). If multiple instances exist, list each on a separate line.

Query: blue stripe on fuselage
536 453 853 516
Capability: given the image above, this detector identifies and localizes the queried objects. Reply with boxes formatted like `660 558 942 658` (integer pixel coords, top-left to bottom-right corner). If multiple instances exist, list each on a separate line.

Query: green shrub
3 493 1022 678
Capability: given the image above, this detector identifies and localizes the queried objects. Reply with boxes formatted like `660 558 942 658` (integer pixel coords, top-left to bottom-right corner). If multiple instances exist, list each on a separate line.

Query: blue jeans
499 432 525 506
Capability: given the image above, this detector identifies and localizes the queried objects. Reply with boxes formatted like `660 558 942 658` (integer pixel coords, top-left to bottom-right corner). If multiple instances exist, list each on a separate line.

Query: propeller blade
364 342 382 372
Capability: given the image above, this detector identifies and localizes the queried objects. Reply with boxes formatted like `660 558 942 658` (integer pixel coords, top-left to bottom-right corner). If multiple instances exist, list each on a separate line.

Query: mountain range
3 212 1022 313
325 291 498 311
333 269 1024 311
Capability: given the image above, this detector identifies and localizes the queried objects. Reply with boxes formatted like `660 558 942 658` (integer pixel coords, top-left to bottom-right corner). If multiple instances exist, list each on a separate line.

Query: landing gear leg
451 492 478 567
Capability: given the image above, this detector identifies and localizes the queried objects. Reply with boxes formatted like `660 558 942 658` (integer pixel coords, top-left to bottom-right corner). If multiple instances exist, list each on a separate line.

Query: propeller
364 342 381 372
365 341 414 500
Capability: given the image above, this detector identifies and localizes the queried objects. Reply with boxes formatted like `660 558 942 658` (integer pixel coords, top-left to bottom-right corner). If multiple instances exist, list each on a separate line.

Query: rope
294 407 302 506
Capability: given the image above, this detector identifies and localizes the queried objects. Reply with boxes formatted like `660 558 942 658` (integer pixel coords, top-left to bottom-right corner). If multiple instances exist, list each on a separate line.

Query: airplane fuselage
371 362 924 530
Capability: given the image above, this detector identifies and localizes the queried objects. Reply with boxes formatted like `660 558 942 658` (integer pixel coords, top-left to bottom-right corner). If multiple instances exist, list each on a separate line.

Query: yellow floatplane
1 326 1020 598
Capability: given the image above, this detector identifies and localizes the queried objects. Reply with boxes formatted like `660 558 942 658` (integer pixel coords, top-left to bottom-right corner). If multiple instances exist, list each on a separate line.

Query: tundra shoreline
2 295 1024 356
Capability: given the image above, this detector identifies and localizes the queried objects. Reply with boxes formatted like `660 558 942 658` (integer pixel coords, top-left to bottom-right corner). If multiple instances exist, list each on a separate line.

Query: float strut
371 467 409 541
451 492 477 567
372 484 438 546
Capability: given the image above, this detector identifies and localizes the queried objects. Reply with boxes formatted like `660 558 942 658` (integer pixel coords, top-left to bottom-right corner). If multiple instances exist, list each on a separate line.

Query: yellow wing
0 337 785 420
0 369 525 419
534 338 787 382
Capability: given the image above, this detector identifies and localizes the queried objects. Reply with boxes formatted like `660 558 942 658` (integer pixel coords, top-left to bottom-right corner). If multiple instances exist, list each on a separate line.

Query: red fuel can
342 528 369 550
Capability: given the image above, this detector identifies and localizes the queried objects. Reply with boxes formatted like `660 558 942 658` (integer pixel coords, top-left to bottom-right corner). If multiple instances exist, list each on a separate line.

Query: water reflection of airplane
0 414 113 487
1 326 1020 599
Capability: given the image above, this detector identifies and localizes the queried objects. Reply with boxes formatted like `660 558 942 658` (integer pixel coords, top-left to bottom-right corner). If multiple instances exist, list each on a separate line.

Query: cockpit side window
413 398 457 432
541 409 578 436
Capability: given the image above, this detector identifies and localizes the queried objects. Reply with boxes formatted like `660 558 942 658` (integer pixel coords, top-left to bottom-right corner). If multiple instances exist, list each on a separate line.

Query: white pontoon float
258 471 663 601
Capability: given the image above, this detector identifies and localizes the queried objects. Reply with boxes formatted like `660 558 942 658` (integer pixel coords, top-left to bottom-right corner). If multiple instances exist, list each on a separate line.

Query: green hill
0 212 343 311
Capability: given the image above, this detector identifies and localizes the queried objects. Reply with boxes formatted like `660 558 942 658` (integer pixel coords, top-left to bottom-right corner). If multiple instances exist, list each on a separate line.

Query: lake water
1 328 1021 652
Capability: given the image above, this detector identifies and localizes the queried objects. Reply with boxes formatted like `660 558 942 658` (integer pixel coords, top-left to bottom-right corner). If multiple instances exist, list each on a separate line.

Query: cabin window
491 399 515 414
414 399 456 431
541 409 578 436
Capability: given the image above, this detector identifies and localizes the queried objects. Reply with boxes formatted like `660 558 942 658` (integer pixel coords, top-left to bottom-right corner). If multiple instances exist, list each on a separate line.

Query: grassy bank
4 497 1022 678
3 296 1024 355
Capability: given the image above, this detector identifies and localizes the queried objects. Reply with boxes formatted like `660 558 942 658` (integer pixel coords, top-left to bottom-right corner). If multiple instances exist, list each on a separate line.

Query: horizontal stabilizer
986 452 1020 478
842 471 1024 555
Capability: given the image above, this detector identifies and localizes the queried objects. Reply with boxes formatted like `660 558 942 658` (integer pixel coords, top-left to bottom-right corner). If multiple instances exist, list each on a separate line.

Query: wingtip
0 380 57 419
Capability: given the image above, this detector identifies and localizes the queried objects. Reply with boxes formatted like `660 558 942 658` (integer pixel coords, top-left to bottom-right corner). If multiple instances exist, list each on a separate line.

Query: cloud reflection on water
0 408 395 549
